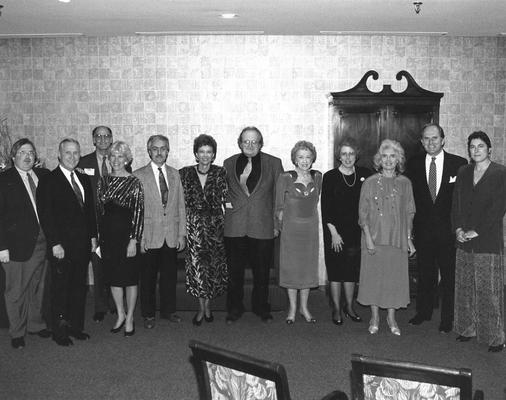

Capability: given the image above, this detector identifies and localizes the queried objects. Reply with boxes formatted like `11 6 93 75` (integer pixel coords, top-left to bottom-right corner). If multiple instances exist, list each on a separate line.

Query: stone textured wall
0 35 505 172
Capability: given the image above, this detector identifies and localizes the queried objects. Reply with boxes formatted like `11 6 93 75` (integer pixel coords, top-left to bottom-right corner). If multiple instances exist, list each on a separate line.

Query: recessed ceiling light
220 13 237 19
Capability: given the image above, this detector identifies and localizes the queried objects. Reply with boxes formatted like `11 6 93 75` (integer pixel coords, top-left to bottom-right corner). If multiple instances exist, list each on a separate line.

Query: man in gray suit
134 135 186 329
224 127 283 323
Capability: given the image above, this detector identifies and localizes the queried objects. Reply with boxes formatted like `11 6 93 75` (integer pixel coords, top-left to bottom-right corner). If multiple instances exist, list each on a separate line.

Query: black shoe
344 309 362 322
409 314 430 325
192 313 204 327
204 312 214 323
286 318 294 325
68 331 90 340
300 313 316 324
438 323 452 333
93 311 106 322
143 317 155 329
456 335 474 342
261 313 273 323
28 329 52 338
11 337 25 349
226 313 240 325
53 334 73 346
124 322 135 337
332 310 343 325
110 319 126 333
488 343 505 352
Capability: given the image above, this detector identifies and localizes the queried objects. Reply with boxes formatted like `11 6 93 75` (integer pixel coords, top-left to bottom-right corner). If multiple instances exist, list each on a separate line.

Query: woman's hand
407 238 416 256
126 239 137 258
365 236 376 255
330 232 344 252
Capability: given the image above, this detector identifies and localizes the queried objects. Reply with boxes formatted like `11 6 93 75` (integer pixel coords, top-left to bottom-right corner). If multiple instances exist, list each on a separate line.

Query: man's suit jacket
223 152 283 239
37 167 97 256
406 151 467 243
77 152 101 207
0 167 49 262
133 163 186 249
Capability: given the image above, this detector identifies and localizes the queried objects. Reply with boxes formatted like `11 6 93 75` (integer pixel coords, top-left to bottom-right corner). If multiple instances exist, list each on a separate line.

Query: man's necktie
27 172 37 200
158 167 168 207
239 158 252 196
71 171 85 208
428 156 437 202
101 155 109 177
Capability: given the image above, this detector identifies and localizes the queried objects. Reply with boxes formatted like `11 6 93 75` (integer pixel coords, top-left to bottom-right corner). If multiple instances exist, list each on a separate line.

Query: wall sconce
0 5 3 17
413 2 422 14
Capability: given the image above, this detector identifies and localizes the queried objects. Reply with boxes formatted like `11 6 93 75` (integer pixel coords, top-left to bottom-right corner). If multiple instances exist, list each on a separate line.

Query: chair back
351 353 480 400
189 340 292 400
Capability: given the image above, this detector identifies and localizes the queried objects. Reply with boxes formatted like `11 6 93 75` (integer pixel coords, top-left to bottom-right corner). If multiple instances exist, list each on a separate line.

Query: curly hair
193 134 217 155
372 139 406 173
290 140 317 166
109 140 133 163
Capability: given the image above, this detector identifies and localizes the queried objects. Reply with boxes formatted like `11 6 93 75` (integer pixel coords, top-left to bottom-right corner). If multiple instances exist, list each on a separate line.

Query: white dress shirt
15 166 39 221
425 151 444 196
59 165 85 202
150 161 169 197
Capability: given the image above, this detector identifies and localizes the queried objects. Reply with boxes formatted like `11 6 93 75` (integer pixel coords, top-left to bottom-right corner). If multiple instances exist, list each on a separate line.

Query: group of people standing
0 123 505 353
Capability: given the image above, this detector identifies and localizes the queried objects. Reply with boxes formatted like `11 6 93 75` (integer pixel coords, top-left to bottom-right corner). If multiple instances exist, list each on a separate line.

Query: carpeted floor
0 290 504 400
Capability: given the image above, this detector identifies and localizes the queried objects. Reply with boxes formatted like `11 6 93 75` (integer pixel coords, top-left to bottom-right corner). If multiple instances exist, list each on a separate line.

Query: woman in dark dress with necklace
97 141 143 336
179 134 228 326
321 140 371 325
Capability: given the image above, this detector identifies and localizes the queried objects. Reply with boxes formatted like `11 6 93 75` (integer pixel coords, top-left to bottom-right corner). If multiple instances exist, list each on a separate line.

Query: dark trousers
415 235 456 327
50 250 90 335
90 253 110 313
140 242 177 318
225 236 274 316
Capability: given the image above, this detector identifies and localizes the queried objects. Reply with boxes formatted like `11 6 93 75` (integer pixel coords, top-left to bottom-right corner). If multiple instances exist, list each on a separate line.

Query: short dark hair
335 138 360 163
237 126 264 147
92 126 112 138
467 130 491 150
421 123 445 139
10 138 36 160
193 134 217 155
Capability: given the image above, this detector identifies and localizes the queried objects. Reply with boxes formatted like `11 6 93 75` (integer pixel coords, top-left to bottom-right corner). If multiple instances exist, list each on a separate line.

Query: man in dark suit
224 127 283 323
37 138 97 346
78 125 113 323
406 123 467 333
0 139 51 349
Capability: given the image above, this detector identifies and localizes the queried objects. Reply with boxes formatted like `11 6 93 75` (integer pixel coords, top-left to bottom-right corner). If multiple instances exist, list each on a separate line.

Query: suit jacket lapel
12 168 37 218
145 164 162 205
165 165 176 206
55 167 82 210
249 153 264 197
437 152 451 201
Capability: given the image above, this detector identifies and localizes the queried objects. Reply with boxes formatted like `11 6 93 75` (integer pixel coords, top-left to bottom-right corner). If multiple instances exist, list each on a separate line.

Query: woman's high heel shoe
387 319 401 336
344 309 362 323
204 312 214 323
332 310 343 325
110 317 126 333
368 319 379 334
192 313 204 326
300 313 317 324
124 322 135 337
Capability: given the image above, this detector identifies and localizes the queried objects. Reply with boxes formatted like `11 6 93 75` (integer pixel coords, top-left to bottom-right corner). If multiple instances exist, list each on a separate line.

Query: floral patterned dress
179 165 228 299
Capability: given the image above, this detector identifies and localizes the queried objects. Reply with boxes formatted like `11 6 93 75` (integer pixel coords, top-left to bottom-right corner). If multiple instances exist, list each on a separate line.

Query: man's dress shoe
53 334 73 346
28 329 52 338
438 323 452 334
488 343 505 352
143 317 155 329
68 331 90 340
11 337 25 349
165 313 182 323
93 312 106 322
408 314 430 325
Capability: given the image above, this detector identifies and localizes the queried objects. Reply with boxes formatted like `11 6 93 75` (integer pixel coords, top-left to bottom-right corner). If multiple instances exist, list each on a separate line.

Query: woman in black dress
179 134 228 326
321 139 371 325
97 141 143 336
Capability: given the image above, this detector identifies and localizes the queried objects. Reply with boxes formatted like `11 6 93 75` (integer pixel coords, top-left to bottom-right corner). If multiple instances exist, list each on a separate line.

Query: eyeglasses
241 140 260 146
95 134 112 140
17 150 36 157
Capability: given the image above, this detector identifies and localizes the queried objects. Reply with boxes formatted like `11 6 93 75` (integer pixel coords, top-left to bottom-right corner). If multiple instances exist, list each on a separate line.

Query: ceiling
0 0 505 37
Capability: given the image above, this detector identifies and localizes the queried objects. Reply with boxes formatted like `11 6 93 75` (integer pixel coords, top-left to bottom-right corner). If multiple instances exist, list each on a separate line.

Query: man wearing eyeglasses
78 126 116 323
223 126 283 323
0 139 51 349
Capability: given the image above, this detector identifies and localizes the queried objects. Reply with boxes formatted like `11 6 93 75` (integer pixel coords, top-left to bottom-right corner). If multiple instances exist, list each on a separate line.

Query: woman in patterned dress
180 134 228 326
275 141 322 324
452 131 506 352
97 141 144 336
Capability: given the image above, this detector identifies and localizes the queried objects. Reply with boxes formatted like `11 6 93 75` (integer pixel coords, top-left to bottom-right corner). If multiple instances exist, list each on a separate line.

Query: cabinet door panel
332 108 381 169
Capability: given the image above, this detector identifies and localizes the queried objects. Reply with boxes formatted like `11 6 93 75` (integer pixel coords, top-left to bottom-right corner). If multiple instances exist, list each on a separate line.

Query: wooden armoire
328 70 443 169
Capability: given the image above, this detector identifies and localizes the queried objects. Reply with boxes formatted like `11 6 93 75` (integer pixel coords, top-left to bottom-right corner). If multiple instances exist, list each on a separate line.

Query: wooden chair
189 340 348 400
351 353 484 400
